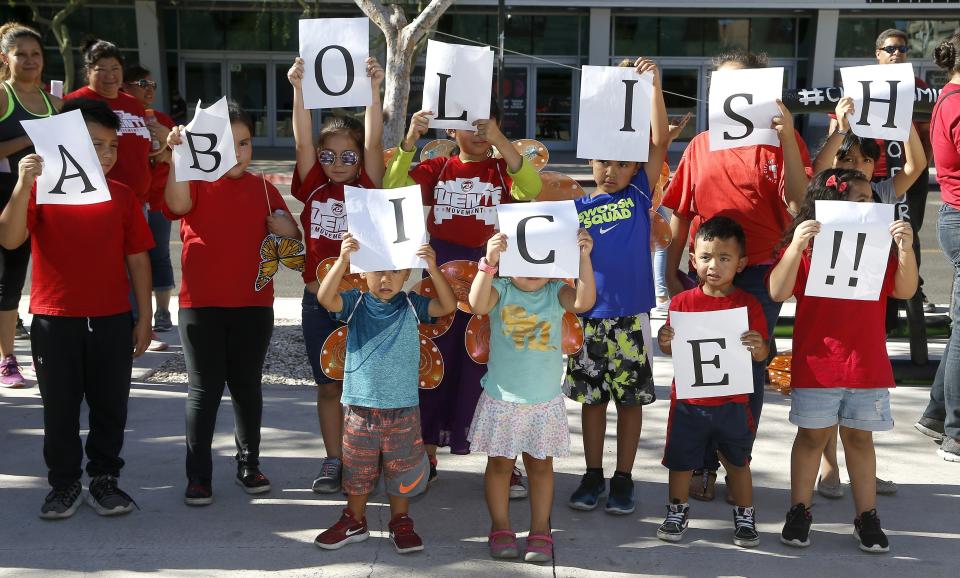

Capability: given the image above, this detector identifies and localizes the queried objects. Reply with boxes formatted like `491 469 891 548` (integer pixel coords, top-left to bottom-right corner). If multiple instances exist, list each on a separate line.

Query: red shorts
342 405 429 497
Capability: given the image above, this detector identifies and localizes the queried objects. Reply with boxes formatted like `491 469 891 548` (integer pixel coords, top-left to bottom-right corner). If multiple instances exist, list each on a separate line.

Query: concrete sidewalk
0 301 957 577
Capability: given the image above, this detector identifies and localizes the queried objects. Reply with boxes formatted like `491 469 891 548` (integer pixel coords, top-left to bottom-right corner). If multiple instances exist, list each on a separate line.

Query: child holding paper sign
385 101 541 489
565 56 668 515
164 102 301 507
468 229 595 563
287 55 385 495
313 233 456 554
656 216 769 547
768 168 917 553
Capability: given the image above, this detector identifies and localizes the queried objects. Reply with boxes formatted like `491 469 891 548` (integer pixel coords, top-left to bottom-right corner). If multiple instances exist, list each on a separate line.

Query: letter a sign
299 18 371 110
669 308 754 400
172 97 237 182
21 109 111 205
576 65 653 162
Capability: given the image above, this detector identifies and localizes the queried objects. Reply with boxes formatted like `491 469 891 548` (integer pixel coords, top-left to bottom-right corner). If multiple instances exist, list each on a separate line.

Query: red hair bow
825 174 848 193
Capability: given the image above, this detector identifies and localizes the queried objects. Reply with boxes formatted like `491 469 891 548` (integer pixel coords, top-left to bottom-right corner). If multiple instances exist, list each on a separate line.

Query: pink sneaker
147 332 169 352
0 355 26 388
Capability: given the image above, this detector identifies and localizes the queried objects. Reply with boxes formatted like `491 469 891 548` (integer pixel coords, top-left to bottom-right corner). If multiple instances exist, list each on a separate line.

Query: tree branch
407 0 454 44
353 0 393 33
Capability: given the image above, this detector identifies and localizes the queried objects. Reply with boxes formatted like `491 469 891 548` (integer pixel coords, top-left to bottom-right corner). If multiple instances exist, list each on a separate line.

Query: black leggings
0 183 30 311
179 307 273 480
31 313 134 489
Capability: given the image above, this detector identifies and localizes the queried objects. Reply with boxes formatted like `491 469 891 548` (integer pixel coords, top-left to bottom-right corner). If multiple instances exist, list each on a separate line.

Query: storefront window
612 16 657 57
660 17 705 56
837 19 960 59
615 16 809 58
751 17 796 58
703 18 749 55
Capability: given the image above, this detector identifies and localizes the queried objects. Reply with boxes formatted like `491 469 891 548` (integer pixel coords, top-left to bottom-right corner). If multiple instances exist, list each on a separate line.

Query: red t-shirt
65 86 152 205
291 162 375 284
164 172 290 308
147 110 175 212
775 248 897 389
409 155 515 248
932 82 960 210
664 131 812 267
666 286 768 405
28 179 154 317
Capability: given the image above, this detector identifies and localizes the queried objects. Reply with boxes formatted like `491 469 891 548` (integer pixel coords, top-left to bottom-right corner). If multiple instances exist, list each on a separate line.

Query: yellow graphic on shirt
501 305 556 351
578 197 634 229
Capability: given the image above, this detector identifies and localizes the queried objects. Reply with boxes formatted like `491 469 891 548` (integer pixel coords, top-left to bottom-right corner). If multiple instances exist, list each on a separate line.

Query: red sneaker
314 508 369 550
389 513 424 554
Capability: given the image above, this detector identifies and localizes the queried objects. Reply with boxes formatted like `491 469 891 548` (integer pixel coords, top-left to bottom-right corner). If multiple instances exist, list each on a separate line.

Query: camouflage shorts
564 313 655 406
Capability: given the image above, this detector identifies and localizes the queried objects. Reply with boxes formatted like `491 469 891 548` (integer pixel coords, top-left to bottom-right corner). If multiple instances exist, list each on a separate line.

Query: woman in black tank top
0 23 61 388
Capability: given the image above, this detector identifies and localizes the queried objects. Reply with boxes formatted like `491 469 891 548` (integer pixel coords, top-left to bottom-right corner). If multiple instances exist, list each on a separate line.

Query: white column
134 0 166 111
808 9 839 138
588 8 612 66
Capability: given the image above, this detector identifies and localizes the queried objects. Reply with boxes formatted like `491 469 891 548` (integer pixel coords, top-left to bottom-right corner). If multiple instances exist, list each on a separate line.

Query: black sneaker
568 470 606 511
153 308 173 332
854 509 890 553
427 455 438 485
39 480 82 519
780 503 812 547
733 506 760 548
184 478 213 506
312 456 343 494
914 417 946 442
656 503 689 542
14 317 28 340
86 475 136 516
937 437 960 462
605 474 636 515
236 465 271 494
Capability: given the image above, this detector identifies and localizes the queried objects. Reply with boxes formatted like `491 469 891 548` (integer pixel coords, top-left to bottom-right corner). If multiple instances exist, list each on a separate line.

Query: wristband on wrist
835 127 850 136
478 257 498 275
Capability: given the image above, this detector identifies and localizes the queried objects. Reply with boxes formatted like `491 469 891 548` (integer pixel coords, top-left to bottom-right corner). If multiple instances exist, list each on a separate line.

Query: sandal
488 529 519 559
689 469 717 502
524 532 554 563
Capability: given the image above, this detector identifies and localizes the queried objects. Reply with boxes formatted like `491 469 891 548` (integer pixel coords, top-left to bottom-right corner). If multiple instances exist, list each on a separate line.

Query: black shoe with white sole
39 481 82 520
87 475 136 516
854 509 890 553
656 502 689 542
733 506 760 548
184 478 213 506
236 465 271 494
780 503 812 547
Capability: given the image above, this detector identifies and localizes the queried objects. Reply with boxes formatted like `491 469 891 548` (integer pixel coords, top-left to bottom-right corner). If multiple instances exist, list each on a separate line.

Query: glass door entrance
500 62 578 151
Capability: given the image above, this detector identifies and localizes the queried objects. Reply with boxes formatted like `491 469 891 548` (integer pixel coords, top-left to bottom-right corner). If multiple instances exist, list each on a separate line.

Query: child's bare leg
425 444 438 459
347 493 369 520
317 382 343 458
724 460 753 507
790 426 835 506
668 470 693 503
388 494 409 518
838 426 877 514
582 402 608 470
615 403 642 473
522 453 554 540
486 456 516 538
819 426 841 485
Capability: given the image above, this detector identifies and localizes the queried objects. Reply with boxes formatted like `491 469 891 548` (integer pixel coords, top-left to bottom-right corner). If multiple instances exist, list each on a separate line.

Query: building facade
3 1 958 151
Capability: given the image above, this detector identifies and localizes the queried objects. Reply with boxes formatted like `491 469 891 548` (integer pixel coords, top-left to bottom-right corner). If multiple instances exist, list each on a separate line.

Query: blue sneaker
568 471 606 511
605 474 636 515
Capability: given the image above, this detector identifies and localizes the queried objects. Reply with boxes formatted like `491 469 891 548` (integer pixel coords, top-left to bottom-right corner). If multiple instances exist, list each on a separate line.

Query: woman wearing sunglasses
286 55 385 495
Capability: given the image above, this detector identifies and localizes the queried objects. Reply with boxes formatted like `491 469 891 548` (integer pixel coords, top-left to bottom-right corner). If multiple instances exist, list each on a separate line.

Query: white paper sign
496 200 580 279
299 18 371 110
172 97 237 182
422 40 494 131
840 62 915 142
49 80 63 98
805 200 894 301
21 109 111 206
708 67 784 151
670 308 754 400
344 184 427 273
576 66 653 162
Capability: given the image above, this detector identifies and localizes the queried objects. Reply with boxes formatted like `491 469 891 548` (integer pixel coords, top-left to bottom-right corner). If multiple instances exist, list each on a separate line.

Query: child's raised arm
891 123 927 199
813 96 854 176
317 233 359 313
288 57 316 183
559 229 596 313
474 116 542 201
773 99 808 214
363 57 385 187
416 243 457 317
469 233 506 315
768 219 821 302
164 126 193 215
0 154 41 249
889 219 919 299
383 109 433 189
638 58 670 187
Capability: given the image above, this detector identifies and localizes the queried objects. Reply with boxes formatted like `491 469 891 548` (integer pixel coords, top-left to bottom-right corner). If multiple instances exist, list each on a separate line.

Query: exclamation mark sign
825 230 843 285
848 232 866 287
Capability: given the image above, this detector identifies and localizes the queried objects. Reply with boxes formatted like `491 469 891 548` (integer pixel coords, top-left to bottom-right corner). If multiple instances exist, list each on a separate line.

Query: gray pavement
1 301 957 577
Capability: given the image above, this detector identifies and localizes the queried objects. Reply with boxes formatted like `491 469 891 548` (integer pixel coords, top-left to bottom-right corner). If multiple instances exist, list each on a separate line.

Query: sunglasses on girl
318 149 359 166
880 45 909 55
126 79 157 89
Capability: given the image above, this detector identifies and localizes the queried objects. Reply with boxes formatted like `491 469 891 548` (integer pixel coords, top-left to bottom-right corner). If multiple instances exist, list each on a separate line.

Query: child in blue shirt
313 233 456 554
468 229 596 564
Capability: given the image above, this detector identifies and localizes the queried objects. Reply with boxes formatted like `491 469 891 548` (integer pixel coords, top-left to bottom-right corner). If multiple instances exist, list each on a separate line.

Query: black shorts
662 401 755 471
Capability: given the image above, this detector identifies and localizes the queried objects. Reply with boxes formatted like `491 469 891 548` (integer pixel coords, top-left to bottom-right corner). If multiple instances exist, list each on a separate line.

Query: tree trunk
26 0 83 93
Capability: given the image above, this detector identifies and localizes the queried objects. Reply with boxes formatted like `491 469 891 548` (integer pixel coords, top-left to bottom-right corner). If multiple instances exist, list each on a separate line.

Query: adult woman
663 49 811 498
916 31 960 462
122 64 174 332
0 23 60 388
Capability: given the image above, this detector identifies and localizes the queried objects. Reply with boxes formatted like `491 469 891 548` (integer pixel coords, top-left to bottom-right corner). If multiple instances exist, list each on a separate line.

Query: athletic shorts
662 401 755 471
789 387 893 431
342 405 429 497
564 313 655 406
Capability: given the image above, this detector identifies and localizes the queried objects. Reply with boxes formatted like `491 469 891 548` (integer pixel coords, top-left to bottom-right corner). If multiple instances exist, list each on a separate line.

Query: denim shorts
789 388 894 431
301 287 340 385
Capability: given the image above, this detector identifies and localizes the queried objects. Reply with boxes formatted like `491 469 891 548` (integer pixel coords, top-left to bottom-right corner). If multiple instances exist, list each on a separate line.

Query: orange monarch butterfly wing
276 237 306 272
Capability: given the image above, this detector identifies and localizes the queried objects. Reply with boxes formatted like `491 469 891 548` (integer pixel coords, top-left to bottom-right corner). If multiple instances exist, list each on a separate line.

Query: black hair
81 38 124 72
934 29 960 74
318 114 364 150
124 64 151 83
60 98 120 131
227 100 255 135
779 168 870 251
876 28 908 50
696 216 747 257
0 22 44 82
835 133 881 162
713 49 768 71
